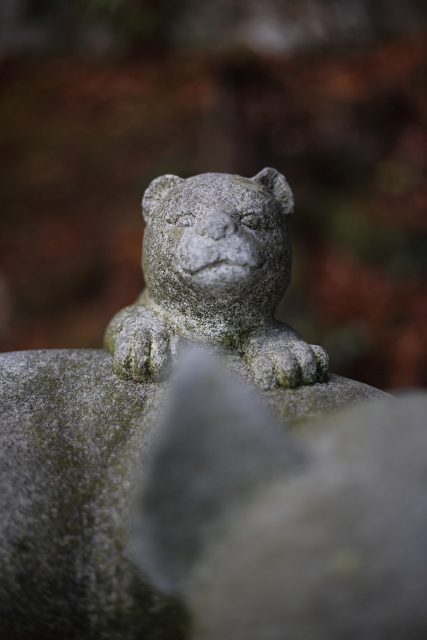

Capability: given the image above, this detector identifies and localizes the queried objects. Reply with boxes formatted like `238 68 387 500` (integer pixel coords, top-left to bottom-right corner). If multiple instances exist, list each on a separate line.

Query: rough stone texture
132 349 304 598
0 167 390 638
105 168 329 390
130 352 426 640
188 393 427 640
0 348 189 640
0 347 386 639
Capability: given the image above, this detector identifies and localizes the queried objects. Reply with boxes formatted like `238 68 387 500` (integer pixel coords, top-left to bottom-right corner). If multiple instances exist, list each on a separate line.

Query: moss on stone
0 346 388 639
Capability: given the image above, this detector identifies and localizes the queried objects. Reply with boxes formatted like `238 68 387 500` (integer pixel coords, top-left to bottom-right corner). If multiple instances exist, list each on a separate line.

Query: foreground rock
188 393 427 640
132 352 426 640
0 347 386 639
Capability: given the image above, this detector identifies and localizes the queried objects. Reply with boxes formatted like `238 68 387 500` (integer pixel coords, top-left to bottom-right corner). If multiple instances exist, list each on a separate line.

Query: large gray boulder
132 352 426 640
187 392 427 640
0 348 188 640
0 347 386 639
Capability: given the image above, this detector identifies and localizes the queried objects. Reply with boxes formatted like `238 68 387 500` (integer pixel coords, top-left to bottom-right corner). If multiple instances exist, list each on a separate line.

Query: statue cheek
254 230 283 258
145 225 183 261
260 240 289 272
274 229 291 256
164 228 186 271
167 227 184 243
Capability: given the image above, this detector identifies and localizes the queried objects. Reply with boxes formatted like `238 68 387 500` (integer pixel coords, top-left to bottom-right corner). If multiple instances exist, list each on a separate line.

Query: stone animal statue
105 168 328 390
0 169 388 639
133 350 427 640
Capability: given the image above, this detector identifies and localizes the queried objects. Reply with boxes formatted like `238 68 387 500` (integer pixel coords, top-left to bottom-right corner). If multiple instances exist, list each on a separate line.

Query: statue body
105 169 328 390
0 169 387 639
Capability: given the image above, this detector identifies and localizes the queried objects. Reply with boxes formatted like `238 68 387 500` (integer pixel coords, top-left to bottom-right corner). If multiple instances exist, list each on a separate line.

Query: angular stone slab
0 348 388 640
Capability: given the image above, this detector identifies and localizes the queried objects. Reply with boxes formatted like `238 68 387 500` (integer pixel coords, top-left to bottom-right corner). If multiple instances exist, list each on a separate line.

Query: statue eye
176 215 195 227
166 214 195 227
241 213 262 230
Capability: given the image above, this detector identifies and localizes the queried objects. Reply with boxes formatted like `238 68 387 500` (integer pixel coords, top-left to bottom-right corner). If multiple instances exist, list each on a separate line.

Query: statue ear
252 167 294 216
142 174 184 223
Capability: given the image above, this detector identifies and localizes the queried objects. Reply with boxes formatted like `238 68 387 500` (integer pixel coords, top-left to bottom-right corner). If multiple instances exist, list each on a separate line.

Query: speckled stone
0 349 188 640
0 167 389 638
0 347 387 639
130 353 426 640
105 169 329 390
187 393 427 640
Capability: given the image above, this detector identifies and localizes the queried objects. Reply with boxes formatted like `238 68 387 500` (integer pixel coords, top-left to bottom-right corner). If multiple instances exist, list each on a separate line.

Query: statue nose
194 211 238 240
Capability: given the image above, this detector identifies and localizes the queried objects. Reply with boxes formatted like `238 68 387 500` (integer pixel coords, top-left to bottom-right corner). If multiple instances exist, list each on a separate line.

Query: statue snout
194 212 238 241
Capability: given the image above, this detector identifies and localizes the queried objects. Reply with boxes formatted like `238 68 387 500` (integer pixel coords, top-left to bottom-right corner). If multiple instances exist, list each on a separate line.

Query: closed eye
176 215 196 227
166 214 196 227
241 213 263 230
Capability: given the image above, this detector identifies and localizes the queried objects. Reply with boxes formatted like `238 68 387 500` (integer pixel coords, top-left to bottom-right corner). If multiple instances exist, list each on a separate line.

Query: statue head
141 168 294 324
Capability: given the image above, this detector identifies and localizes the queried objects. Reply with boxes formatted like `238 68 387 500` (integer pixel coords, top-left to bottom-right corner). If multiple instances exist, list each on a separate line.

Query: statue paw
245 331 329 391
105 306 172 382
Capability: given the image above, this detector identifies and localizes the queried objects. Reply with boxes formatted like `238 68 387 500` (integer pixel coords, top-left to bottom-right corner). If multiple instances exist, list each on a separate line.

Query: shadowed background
0 0 426 390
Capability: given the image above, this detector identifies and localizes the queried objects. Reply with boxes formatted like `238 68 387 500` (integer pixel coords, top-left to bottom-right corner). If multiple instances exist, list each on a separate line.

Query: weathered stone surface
0 348 189 640
0 347 387 639
0 167 390 638
131 348 303 598
188 393 427 640
105 168 329 390
130 352 426 640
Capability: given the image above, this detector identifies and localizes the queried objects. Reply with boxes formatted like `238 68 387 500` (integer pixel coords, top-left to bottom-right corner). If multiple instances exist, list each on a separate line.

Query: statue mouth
177 234 266 277
184 259 263 275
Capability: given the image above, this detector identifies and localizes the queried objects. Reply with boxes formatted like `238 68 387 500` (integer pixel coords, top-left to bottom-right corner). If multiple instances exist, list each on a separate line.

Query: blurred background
0 0 426 390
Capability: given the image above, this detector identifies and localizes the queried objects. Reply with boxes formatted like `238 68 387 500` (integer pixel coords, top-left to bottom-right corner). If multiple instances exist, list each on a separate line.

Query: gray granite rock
0 167 389 638
131 348 304 598
105 168 329 390
188 392 427 640
0 347 386 639
0 348 189 640
131 352 426 640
